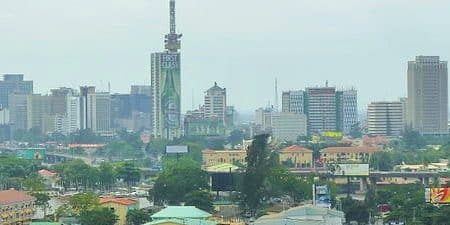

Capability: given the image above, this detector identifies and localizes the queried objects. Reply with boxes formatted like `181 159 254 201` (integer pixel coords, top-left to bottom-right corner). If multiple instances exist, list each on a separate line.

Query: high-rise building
9 94 29 131
204 82 226 124
282 90 305 114
367 101 405 137
271 112 307 142
305 87 337 134
336 89 358 134
80 86 96 130
131 85 151 96
0 74 33 108
50 87 80 134
95 92 112 135
151 0 182 140
407 56 448 135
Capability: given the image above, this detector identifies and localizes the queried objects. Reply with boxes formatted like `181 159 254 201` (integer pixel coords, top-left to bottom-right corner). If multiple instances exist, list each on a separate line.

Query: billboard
314 185 331 208
166 145 188 154
333 164 369 176
160 53 181 132
425 188 450 204
16 148 46 160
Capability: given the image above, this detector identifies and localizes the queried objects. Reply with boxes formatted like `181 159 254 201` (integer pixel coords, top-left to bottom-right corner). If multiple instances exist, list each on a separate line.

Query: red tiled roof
280 145 313 153
99 197 137 206
320 146 379 153
0 190 35 205
39 169 57 177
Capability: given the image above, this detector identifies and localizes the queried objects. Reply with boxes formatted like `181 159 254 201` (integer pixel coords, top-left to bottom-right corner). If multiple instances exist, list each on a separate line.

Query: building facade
278 145 313 168
305 87 337 134
151 0 182 140
0 190 35 225
204 82 226 124
407 56 448 135
202 149 247 167
320 146 379 164
0 74 33 108
282 90 305 114
99 197 138 225
336 89 358 134
367 101 405 136
271 112 307 142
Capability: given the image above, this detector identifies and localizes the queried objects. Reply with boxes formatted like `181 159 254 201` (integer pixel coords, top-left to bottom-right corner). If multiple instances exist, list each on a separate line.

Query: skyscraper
305 87 337 134
151 0 182 140
407 56 448 135
367 101 405 137
0 74 33 108
282 90 305 114
336 89 358 134
204 82 226 124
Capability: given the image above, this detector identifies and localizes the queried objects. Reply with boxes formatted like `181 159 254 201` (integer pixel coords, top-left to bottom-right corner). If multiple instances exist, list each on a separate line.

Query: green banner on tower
160 53 181 129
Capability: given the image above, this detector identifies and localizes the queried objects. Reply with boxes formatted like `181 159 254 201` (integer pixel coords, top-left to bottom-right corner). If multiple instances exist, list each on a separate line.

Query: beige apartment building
202 149 247 167
278 145 313 168
0 190 35 225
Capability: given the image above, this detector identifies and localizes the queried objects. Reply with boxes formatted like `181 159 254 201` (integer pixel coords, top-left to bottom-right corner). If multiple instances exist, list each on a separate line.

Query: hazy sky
1 0 450 113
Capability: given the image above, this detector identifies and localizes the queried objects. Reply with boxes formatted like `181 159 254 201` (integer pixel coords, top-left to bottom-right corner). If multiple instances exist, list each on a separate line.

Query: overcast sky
1 0 450 113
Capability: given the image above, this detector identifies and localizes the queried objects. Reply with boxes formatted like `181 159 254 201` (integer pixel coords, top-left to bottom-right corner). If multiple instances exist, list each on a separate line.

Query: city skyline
2 1 450 112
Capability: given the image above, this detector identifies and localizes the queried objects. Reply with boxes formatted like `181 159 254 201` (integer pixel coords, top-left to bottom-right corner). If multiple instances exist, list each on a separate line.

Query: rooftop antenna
325 80 329 87
108 82 111 93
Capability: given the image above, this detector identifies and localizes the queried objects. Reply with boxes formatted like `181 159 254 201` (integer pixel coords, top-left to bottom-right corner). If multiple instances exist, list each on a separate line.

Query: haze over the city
1 0 450 112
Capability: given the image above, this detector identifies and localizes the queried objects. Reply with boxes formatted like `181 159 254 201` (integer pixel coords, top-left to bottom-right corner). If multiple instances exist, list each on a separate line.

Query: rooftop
99 197 137 206
280 145 313 153
320 146 379 154
0 190 35 205
145 218 217 225
204 163 241 173
151 206 212 219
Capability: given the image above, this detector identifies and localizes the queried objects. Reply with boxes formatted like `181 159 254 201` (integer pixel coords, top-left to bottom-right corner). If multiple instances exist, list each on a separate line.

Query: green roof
145 218 217 225
30 223 62 225
151 206 211 219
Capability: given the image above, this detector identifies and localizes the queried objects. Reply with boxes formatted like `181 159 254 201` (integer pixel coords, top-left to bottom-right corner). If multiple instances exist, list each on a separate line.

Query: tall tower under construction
151 0 183 140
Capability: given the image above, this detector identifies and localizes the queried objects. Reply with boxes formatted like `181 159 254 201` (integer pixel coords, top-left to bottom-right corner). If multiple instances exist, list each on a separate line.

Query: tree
370 151 394 171
228 129 244 147
265 166 312 202
68 192 100 216
98 162 117 191
151 157 208 205
79 207 118 225
341 197 369 224
184 190 214 213
115 162 141 191
349 122 363 138
402 128 426 150
32 192 51 217
126 209 151 225
241 134 272 212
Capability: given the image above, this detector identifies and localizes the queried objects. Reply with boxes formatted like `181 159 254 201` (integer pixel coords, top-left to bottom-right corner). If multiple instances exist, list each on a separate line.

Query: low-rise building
145 206 215 225
271 112 307 142
278 145 313 168
0 190 35 225
202 149 247 167
99 197 138 225
254 205 345 225
320 146 379 163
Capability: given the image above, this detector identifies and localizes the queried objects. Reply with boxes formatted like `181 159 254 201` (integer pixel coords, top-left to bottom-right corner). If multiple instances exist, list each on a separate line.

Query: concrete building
367 101 405 136
0 190 35 225
99 197 138 225
407 56 448 135
80 86 96 130
0 74 33 108
204 82 226 124
202 149 247 167
130 85 151 96
305 87 337 134
278 145 313 168
151 0 182 140
95 92 112 135
255 107 274 132
336 89 358 134
282 90 305 114
320 146 379 164
271 112 307 142
8 94 29 131
254 205 345 225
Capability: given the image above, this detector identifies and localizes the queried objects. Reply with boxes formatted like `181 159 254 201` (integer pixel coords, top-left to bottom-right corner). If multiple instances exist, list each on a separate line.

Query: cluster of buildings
254 86 358 142
367 56 448 136
0 75 153 139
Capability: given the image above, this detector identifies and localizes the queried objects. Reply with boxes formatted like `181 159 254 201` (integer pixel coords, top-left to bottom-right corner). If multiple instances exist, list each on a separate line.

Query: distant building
130 85 151 96
80 86 96 130
254 205 345 225
254 107 274 132
202 149 247 167
8 93 28 131
99 197 138 225
278 145 313 168
0 190 35 225
204 82 227 124
271 112 307 142
282 90 305 114
320 146 379 163
407 56 448 135
367 101 405 136
305 87 337 134
336 89 358 134
95 92 112 135
0 74 33 108
184 109 226 137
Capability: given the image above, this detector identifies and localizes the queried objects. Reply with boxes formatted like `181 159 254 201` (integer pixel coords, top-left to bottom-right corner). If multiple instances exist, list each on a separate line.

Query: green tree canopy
79 207 118 225
126 209 151 225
